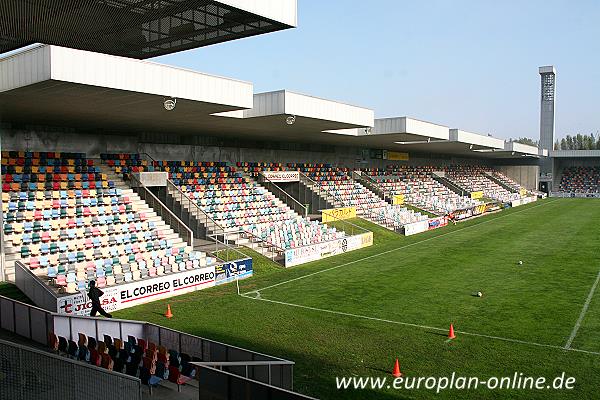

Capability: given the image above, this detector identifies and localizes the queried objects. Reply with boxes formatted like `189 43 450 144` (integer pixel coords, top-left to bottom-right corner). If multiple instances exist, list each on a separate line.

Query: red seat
101 354 114 370
90 349 101 366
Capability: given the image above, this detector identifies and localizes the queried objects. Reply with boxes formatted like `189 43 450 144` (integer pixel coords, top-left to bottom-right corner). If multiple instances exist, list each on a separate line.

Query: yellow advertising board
387 151 409 161
470 191 484 199
359 232 373 248
322 207 356 222
519 188 527 197
392 194 405 205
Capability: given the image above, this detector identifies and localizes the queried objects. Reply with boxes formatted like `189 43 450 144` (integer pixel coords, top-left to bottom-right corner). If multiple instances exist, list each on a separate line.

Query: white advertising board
57 266 217 316
403 220 429 236
284 232 373 267
261 171 300 182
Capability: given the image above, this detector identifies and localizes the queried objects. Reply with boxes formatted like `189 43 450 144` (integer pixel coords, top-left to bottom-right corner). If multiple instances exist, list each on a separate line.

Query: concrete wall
494 165 539 191
2 127 533 170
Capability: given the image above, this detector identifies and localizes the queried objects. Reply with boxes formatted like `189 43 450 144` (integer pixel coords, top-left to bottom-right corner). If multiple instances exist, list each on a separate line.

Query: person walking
88 280 112 318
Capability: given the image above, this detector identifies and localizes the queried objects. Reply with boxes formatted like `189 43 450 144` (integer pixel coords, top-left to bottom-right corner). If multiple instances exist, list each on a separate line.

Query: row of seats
2 151 208 295
491 171 525 192
363 166 483 215
3 180 114 191
289 163 351 181
318 178 427 227
559 166 600 193
51 249 212 293
48 332 195 389
236 161 285 177
2 151 89 159
101 156 347 251
445 166 520 203
248 217 345 250
101 153 150 176
168 160 345 249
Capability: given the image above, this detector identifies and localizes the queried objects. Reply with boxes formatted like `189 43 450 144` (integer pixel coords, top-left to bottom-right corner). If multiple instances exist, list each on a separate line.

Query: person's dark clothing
88 286 112 318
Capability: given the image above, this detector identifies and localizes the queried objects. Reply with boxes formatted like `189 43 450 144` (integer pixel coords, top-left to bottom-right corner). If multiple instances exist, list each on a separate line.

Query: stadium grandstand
1 1 599 400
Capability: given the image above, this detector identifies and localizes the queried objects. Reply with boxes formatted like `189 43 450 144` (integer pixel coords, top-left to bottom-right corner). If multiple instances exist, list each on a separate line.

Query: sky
154 0 600 141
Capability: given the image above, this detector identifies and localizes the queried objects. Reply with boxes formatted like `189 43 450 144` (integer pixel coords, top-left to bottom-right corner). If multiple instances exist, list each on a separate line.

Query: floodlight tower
539 66 556 189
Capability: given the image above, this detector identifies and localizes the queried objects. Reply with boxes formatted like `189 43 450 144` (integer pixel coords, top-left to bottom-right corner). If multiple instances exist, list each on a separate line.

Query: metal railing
192 360 296 387
352 170 392 202
484 171 520 193
14 261 58 313
166 180 286 262
0 292 53 345
319 206 371 238
550 191 600 198
298 171 343 209
208 236 253 265
166 179 227 242
432 172 468 197
129 173 193 246
255 172 308 217
195 364 315 400
0 294 296 393
0 339 143 400
298 171 402 229
139 152 156 163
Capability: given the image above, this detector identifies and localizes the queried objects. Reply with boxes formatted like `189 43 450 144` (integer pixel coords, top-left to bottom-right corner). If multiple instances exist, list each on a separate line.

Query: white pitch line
564 269 600 349
244 199 560 296
242 293 600 356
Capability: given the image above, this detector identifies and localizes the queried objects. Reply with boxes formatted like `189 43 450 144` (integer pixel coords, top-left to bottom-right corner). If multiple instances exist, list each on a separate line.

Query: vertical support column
539 66 556 183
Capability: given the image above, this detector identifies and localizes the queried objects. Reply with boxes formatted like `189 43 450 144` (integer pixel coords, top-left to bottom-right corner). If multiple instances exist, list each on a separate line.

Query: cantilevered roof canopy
0 45 254 131
0 46 372 142
0 0 297 59
324 119 541 158
0 45 545 159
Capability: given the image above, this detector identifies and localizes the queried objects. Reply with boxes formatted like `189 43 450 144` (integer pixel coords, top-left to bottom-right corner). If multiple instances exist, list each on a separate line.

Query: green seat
50 243 59 254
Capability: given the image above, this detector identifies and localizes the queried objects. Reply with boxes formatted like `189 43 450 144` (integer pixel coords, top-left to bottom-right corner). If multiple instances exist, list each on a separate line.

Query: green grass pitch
115 198 600 399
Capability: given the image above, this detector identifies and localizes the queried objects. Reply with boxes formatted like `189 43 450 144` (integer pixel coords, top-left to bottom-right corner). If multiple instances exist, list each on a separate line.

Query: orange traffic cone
448 323 456 339
392 358 402 378
165 304 173 319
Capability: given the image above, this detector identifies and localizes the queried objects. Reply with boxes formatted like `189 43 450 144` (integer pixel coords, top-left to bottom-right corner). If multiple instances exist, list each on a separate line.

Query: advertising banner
392 194 405 205
215 258 253 285
428 216 448 230
322 207 356 222
470 191 484 199
135 172 169 187
522 196 537 205
453 208 473 220
473 204 487 215
486 203 502 212
404 220 429 236
261 171 300 182
387 151 410 161
57 266 217 316
284 232 373 267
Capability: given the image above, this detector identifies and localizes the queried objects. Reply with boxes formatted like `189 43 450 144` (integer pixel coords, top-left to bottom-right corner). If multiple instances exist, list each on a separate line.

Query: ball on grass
477 291 483 297
518 260 523 265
